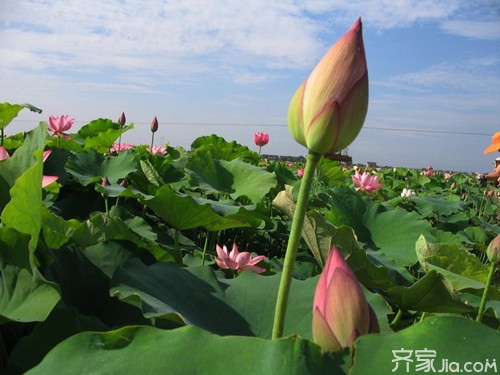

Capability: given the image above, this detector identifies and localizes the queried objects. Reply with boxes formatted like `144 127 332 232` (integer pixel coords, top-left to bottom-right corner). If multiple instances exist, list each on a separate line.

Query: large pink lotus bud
312 247 379 352
288 18 368 154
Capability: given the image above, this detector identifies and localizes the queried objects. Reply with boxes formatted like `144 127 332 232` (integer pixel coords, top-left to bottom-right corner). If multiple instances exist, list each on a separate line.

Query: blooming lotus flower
401 188 416 197
48 115 74 139
312 247 379 352
254 132 270 147
148 145 167 155
215 243 266 273
288 18 368 154
352 170 383 192
109 143 134 153
0 146 9 160
421 166 433 176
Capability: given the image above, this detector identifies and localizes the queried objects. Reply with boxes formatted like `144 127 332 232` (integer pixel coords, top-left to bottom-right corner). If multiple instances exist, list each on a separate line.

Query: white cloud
441 20 500 40
388 58 500 95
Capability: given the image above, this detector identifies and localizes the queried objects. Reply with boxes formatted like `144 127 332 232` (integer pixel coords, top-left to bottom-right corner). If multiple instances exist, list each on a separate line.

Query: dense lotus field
0 104 499 374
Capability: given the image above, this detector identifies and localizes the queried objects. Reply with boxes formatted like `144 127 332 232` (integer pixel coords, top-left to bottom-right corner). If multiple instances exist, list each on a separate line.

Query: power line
10 119 494 136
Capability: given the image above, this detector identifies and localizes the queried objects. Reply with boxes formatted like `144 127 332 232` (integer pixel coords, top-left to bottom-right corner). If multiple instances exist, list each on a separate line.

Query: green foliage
1 110 500 374
0 102 42 130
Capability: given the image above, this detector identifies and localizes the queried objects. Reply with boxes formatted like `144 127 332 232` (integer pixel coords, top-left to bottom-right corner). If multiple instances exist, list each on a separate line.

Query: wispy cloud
388 58 500 95
441 20 500 40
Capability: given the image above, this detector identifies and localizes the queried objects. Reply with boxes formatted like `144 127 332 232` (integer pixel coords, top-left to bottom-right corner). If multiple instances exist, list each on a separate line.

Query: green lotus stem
150 132 155 151
476 262 496 323
1 129 4 146
201 232 211 266
104 196 109 216
272 150 321 339
390 308 403 326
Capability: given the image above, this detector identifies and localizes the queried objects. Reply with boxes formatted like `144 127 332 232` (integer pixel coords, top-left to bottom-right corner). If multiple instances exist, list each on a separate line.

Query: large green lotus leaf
0 227 60 323
9 307 109 373
385 270 474 313
351 316 500 374
0 102 42 129
65 149 138 185
364 204 432 266
327 187 432 267
70 212 181 263
110 259 388 340
410 196 465 219
74 118 133 152
41 206 81 249
316 158 345 186
186 151 276 203
190 134 260 163
145 184 269 230
416 236 500 298
1 150 44 251
25 325 344 375
110 259 254 335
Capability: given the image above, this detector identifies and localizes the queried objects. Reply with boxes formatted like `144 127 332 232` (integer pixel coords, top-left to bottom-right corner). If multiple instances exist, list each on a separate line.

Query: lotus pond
0 103 499 374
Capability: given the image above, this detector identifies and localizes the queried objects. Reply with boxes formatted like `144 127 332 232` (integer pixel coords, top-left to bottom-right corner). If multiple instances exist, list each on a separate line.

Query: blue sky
1 0 499 172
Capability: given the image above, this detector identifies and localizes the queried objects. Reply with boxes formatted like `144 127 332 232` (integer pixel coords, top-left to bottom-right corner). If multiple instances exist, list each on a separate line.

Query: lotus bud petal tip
288 18 368 154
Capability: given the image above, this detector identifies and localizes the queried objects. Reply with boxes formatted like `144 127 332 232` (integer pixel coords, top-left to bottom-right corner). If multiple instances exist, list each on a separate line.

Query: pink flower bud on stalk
117 112 126 150
150 116 158 150
297 167 305 178
253 132 269 147
287 18 368 154
254 132 269 155
312 247 379 352
118 112 126 127
150 116 159 133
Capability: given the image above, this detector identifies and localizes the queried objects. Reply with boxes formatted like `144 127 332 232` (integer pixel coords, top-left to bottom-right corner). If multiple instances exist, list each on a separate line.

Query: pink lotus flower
312 247 379 352
215 243 266 273
148 145 167 155
109 143 134 153
288 18 368 154
352 170 383 192
421 165 434 176
48 115 74 139
254 132 269 147
297 167 305 178
0 146 10 160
